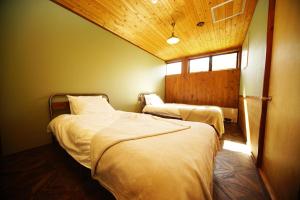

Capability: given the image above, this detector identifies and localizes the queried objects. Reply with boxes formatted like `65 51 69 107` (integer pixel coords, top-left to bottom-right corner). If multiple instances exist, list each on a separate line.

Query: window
189 57 209 73
166 62 182 75
212 53 237 71
167 51 238 75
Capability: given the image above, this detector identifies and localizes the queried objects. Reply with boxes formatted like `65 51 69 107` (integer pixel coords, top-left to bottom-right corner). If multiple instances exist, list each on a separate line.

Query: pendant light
151 0 158 4
167 22 180 45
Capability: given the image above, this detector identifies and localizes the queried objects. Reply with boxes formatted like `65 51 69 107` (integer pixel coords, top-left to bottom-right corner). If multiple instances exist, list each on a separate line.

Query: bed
139 93 225 137
47 93 220 200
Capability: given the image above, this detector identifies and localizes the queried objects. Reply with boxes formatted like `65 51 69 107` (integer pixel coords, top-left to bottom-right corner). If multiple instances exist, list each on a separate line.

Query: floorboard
1 123 270 200
214 123 270 200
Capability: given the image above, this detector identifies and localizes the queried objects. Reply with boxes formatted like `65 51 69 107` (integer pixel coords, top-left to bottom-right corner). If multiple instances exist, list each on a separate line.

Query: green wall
0 0 165 155
240 0 268 96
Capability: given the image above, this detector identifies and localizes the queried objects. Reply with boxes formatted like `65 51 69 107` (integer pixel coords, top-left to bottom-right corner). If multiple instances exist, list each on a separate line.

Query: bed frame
49 93 109 120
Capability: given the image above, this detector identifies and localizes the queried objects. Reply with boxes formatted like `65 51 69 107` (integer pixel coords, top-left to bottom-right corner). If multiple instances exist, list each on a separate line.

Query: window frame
165 60 182 76
211 52 239 71
165 49 240 76
188 49 241 74
188 56 210 73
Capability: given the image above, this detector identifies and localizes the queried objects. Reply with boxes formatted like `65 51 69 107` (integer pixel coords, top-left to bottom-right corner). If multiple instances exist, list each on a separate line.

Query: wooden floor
1 123 270 200
214 124 270 200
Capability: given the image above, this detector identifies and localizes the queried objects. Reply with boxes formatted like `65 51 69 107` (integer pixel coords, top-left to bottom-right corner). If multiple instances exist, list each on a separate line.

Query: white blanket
48 111 220 200
47 113 120 168
143 103 225 136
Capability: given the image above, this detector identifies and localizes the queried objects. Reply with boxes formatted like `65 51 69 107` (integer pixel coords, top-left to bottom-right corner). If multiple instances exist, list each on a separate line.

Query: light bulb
167 36 180 45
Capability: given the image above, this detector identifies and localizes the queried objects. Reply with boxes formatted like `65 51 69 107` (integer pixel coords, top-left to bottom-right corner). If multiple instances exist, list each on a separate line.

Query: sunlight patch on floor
223 140 251 155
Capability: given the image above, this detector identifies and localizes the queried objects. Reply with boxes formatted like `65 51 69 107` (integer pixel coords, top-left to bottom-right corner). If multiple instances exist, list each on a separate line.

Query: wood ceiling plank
54 0 257 61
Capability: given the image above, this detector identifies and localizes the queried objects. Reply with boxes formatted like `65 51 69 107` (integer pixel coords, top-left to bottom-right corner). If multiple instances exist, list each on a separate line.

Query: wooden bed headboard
49 93 109 120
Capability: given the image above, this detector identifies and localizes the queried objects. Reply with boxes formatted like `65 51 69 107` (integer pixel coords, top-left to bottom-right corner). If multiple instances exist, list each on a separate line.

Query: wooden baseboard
258 169 277 200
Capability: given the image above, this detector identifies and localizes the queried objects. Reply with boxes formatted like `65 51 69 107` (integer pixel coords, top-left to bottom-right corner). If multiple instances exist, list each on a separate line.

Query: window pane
212 53 237 71
189 57 209 73
166 62 182 75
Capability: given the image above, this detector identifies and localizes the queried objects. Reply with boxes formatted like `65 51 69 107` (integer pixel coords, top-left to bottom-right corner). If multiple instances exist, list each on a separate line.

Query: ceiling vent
211 0 246 23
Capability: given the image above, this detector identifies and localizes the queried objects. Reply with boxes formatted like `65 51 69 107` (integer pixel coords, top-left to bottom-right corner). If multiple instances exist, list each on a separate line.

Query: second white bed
143 103 225 136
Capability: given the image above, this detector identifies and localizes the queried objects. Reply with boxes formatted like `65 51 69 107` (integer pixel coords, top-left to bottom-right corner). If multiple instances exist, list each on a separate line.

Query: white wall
0 0 166 155
240 0 269 96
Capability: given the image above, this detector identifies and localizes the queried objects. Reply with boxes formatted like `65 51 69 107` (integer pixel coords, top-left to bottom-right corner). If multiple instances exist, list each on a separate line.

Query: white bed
48 94 220 200
141 93 225 136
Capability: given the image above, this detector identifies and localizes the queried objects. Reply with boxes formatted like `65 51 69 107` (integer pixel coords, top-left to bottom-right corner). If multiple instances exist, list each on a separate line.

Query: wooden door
258 0 300 199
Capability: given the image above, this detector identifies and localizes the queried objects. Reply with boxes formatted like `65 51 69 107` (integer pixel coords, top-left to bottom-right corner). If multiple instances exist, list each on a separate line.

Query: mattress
143 103 225 136
48 111 220 200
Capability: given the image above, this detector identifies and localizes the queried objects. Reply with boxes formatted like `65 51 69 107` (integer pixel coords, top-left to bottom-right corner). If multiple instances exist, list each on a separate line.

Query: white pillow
67 95 115 115
144 95 151 105
144 94 164 105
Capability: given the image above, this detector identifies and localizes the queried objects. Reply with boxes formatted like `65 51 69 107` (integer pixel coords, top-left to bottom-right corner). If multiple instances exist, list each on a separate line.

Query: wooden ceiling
54 0 257 61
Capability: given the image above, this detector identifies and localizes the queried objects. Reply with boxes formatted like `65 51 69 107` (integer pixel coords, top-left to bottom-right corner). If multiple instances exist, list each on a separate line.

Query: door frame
256 0 276 168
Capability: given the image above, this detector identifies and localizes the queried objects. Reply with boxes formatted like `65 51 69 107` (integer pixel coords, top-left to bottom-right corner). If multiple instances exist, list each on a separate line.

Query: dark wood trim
189 49 240 61
237 47 242 69
209 56 212 71
256 0 276 168
164 75 167 101
166 47 241 63
182 58 188 77
235 51 241 109
50 0 164 61
165 59 183 64
164 73 181 77
258 169 277 200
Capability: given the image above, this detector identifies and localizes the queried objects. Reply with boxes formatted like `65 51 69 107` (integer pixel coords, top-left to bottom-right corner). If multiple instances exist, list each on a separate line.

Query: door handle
261 96 272 102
